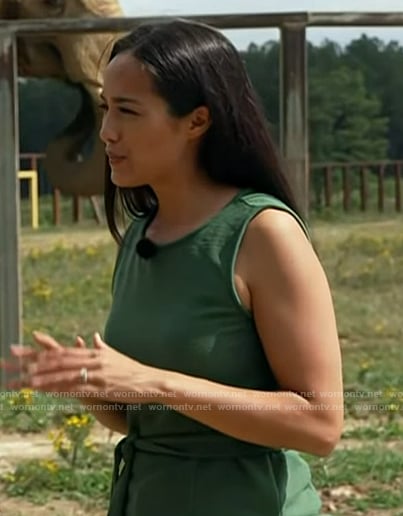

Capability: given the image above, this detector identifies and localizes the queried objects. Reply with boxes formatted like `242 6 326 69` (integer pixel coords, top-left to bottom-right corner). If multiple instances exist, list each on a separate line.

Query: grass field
2 211 403 515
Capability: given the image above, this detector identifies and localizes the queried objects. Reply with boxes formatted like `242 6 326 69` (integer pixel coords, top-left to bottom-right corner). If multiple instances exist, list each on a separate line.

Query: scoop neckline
141 188 254 250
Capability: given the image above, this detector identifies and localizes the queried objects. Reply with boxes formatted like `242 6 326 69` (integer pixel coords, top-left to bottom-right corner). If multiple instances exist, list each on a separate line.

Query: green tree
308 39 343 75
344 36 403 159
309 66 388 162
243 38 388 164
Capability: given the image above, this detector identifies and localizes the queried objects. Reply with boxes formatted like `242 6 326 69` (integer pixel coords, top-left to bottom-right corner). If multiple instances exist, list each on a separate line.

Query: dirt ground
0 424 120 516
0 496 106 516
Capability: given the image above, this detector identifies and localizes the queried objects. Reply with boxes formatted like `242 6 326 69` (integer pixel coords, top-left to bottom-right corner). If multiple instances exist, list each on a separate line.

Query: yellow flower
80 414 90 426
384 387 398 399
359 360 373 371
51 430 72 452
85 245 98 257
59 440 71 451
29 279 53 301
66 413 91 428
66 415 81 427
374 323 384 334
53 239 67 251
39 460 59 473
84 437 96 451
2 472 16 483
29 247 42 260
19 388 34 404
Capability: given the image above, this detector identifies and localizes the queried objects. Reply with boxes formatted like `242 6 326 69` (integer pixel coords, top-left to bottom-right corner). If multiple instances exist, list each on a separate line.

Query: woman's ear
188 106 211 140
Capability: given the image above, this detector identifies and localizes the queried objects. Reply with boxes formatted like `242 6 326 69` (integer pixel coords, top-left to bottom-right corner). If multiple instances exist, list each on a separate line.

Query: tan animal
0 0 124 195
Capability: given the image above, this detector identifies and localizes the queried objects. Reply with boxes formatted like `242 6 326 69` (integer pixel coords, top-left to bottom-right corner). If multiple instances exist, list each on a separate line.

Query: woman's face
99 52 201 188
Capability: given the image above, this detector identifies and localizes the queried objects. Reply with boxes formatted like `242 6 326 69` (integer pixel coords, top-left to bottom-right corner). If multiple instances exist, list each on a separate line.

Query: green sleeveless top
104 189 322 516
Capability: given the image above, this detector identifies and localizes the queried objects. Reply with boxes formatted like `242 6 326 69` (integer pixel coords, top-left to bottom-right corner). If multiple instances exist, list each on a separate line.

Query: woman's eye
98 103 139 115
119 107 139 115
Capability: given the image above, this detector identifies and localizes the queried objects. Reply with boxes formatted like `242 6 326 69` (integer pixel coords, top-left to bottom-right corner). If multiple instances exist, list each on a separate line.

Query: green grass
2 212 403 513
308 215 403 514
306 447 403 486
22 240 115 343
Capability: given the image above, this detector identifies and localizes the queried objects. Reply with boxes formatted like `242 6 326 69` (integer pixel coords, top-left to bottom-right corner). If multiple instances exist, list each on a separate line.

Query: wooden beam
2 12 403 36
279 24 309 218
0 30 22 389
308 12 403 26
0 13 309 34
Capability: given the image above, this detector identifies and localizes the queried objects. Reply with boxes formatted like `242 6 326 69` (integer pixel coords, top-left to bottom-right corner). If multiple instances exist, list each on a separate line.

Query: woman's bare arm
79 397 128 434
145 210 343 456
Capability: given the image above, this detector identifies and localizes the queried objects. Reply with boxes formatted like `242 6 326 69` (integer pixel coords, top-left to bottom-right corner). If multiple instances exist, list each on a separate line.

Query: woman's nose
99 113 119 144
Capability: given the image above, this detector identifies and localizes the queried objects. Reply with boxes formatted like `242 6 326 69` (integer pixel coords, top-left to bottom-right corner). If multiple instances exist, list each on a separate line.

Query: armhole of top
229 200 311 317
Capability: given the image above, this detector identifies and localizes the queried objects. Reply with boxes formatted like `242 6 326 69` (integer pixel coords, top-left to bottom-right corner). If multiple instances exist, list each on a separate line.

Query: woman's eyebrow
99 93 142 104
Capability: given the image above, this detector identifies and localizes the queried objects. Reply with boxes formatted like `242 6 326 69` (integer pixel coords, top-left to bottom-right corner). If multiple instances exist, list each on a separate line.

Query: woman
8 19 343 515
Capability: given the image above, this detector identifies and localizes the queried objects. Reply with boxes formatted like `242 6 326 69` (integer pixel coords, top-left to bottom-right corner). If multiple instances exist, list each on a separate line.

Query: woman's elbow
305 411 344 457
313 430 341 457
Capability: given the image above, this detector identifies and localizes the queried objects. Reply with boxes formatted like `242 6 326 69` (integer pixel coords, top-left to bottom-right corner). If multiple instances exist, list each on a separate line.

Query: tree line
19 34 403 166
242 34 403 163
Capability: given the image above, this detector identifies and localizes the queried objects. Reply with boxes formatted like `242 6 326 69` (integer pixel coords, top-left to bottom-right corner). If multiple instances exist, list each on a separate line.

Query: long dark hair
104 18 300 243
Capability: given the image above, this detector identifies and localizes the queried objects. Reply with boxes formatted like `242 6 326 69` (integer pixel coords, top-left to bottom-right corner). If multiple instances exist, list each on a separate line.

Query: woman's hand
4 331 164 404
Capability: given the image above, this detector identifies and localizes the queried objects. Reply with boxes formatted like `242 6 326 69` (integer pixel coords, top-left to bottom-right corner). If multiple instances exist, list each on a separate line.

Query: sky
119 0 403 49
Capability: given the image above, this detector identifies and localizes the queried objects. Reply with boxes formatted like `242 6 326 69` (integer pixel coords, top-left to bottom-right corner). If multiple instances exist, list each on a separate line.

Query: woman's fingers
12 369 97 393
10 345 37 358
93 332 107 349
75 336 86 348
8 346 37 376
6 335 100 388
27 354 100 375
32 331 63 350
7 331 62 372
0 360 24 373
4 334 100 392
30 369 86 390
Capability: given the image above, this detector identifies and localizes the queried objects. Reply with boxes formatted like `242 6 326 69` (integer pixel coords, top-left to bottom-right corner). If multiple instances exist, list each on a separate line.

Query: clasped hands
1 331 158 404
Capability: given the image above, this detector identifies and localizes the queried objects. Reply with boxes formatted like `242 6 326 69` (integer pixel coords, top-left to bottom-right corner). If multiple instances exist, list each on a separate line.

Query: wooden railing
19 152 103 225
19 154 403 223
311 161 402 212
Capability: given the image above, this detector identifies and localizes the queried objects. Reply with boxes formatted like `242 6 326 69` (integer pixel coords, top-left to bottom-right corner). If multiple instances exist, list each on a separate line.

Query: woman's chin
111 173 140 188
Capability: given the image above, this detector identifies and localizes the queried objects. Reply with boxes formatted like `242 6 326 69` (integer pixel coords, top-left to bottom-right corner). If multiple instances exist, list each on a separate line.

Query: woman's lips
108 154 126 165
